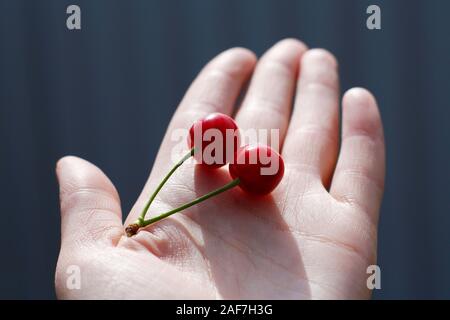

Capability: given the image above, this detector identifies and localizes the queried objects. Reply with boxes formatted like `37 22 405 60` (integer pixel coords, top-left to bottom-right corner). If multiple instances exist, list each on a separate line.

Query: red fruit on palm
188 113 240 168
229 144 285 195
127 122 282 235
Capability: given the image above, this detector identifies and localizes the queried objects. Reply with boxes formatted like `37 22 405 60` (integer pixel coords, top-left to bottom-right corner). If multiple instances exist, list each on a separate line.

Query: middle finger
234 38 307 150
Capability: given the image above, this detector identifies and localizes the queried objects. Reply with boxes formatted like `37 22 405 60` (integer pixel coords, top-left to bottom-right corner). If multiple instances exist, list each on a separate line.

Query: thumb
56 156 123 247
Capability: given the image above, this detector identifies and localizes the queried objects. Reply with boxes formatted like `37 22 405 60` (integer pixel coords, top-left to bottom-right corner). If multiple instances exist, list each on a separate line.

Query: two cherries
126 113 285 236
189 113 284 194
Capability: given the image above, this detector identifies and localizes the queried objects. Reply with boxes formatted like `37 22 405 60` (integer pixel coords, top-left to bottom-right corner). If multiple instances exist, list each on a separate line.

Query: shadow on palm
137 162 309 299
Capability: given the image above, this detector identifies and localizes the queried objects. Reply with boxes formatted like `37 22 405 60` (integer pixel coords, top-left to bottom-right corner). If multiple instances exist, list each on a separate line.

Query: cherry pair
188 113 285 195
125 113 284 237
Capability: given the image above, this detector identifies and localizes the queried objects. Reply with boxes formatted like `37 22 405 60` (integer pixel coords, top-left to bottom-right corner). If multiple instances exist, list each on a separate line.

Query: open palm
55 39 385 299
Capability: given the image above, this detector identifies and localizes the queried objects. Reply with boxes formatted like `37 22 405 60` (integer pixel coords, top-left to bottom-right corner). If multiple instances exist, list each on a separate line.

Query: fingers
235 39 307 150
330 88 385 224
126 48 256 224
56 156 123 247
282 49 340 187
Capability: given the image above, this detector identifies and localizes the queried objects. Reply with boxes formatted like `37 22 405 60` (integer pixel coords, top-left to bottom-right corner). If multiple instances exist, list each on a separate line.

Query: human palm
55 39 385 299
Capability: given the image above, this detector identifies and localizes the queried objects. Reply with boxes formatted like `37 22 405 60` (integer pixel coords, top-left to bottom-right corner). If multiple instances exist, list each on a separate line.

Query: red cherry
188 113 240 168
229 144 285 195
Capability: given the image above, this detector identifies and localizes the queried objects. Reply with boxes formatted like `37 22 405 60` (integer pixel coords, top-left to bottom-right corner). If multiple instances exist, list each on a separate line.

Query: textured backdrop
0 0 449 299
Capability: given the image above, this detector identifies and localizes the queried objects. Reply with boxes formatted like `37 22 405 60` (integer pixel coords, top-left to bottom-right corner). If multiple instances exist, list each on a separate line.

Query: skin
55 38 385 299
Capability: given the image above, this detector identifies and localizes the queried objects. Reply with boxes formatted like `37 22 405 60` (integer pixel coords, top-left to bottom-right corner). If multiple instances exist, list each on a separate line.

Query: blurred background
0 0 449 299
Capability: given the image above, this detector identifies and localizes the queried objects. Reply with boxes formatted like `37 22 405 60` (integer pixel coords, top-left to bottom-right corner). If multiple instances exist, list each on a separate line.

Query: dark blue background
0 0 449 299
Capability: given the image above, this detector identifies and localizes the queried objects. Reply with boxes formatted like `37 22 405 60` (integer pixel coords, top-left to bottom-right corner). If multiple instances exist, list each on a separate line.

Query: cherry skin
188 113 240 168
229 144 285 195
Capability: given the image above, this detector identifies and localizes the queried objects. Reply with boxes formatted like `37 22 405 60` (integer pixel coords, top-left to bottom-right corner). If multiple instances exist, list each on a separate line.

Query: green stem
140 178 240 227
138 147 195 223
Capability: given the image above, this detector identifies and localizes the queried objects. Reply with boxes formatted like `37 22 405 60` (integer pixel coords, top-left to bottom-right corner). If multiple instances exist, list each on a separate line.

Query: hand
55 39 385 299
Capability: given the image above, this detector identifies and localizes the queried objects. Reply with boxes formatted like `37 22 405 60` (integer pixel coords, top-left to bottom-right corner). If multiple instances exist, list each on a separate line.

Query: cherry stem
137 147 195 224
139 178 240 228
